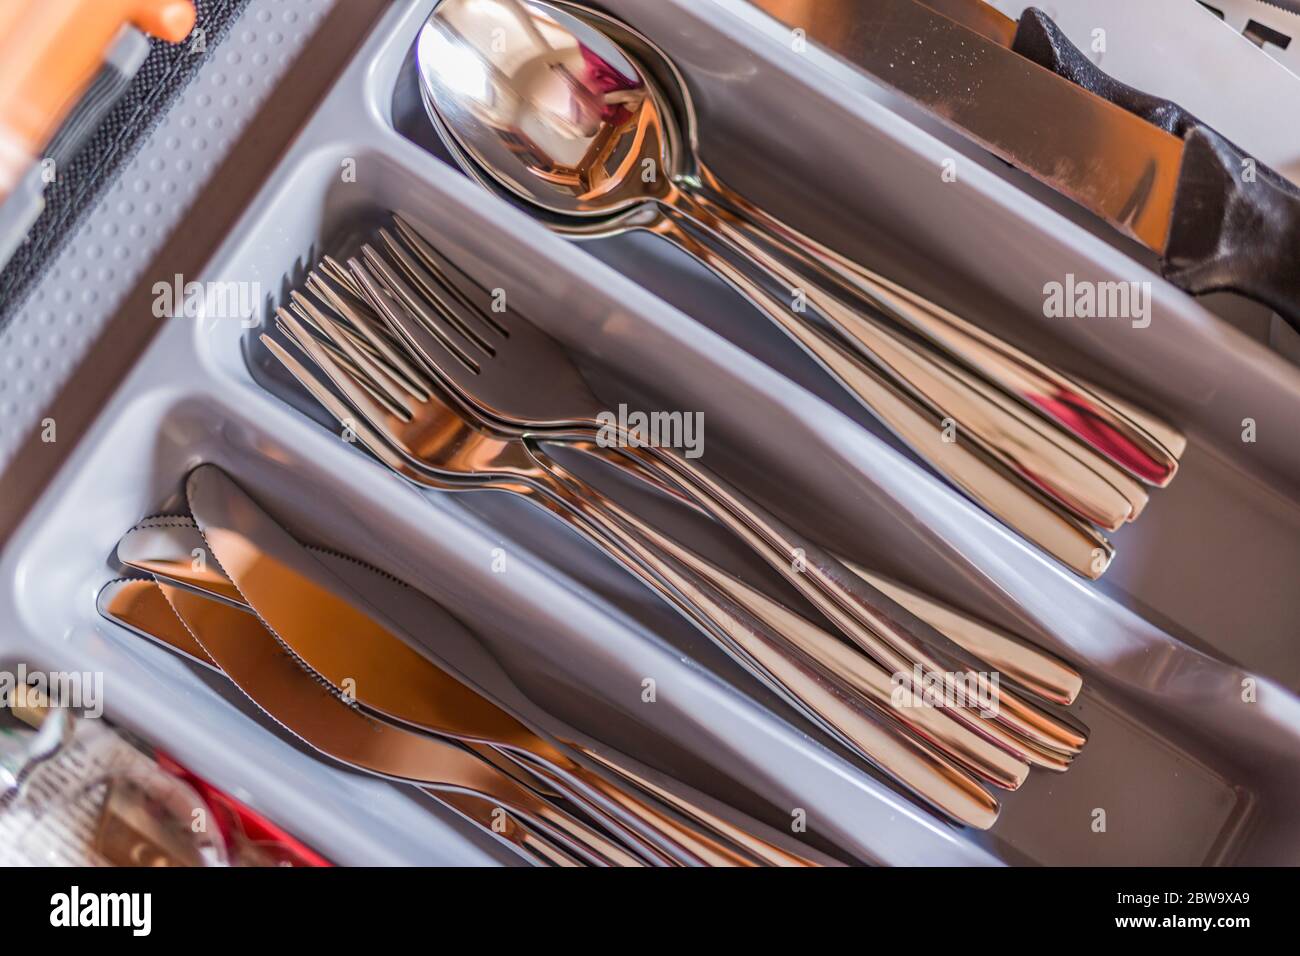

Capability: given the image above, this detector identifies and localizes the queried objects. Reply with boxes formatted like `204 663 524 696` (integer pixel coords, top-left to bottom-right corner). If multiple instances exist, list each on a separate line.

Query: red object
155 750 333 867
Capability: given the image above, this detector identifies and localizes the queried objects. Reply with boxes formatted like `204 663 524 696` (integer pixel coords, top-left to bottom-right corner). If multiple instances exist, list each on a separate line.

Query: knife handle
1161 125 1300 331
1011 9 1198 137
1014 8 1300 329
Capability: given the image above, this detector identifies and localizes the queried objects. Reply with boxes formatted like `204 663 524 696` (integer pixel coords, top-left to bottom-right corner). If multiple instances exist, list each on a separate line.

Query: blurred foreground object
0 0 195 267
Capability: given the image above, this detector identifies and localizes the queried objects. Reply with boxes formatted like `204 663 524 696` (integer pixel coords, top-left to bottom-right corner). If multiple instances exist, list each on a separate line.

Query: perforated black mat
0 0 252 329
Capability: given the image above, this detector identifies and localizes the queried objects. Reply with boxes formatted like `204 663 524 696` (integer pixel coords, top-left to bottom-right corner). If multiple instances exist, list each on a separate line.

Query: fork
556 446 1084 707
286 260 1088 767
346 222 1086 761
262 318 1010 829
356 217 1121 576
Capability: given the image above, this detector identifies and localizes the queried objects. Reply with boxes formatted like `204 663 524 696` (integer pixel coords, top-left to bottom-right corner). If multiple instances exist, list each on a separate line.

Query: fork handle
520 452 1003 830
574 441 1083 707
555 477 1033 788
621 438 1084 759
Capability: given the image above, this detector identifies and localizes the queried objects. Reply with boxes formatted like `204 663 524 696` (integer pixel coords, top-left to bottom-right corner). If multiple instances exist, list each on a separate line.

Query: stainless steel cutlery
100 577 618 867
234 208 1098 833
73 0 1215 866
414 0 1187 578
265 311 1013 827
100 471 830 865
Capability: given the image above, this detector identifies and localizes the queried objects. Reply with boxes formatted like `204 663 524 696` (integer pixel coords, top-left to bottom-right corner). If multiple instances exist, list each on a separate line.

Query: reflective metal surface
412 1 1190 577
183 464 805 863
103 577 610 866
334 219 1087 763
744 0 1185 253
163 580 638 866
419 0 679 217
263 321 1010 828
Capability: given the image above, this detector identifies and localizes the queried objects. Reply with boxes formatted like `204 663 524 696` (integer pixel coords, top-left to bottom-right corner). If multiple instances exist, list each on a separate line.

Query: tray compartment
0 0 1297 866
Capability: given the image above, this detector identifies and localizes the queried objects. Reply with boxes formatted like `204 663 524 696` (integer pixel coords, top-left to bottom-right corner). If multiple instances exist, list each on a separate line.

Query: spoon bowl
411 0 1159 576
418 0 692 220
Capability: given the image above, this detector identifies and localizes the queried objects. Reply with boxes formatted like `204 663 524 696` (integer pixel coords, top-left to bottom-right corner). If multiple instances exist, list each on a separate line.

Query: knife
105 576 631 866
112 530 734 865
95 578 589 867
97 563 583 805
745 0 1300 327
181 464 816 864
123 515 1054 784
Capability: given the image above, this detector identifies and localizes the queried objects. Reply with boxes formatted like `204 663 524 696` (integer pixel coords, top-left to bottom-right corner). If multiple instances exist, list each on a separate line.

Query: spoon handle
663 192 1141 532
644 205 1113 579
688 171 1184 483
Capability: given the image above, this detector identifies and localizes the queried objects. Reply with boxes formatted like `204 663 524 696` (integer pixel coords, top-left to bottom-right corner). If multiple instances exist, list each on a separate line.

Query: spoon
425 0 1182 489
418 0 1125 576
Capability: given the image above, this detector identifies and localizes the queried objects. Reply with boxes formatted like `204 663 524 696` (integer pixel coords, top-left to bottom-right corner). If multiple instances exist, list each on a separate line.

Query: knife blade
745 0 1300 326
96 578 594 866
119 512 1022 838
157 579 629 866
180 465 807 863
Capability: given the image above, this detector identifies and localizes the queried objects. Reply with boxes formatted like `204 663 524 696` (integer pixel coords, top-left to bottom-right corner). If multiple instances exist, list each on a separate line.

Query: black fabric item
0 0 253 330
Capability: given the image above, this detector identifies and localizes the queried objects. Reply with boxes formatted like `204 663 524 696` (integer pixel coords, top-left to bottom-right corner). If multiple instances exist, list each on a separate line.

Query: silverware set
246 210 1088 834
415 0 1188 578
79 0 1199 864
99 468 821 866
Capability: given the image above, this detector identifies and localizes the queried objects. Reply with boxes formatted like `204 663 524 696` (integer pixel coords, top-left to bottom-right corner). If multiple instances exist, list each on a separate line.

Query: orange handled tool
0 0 195 198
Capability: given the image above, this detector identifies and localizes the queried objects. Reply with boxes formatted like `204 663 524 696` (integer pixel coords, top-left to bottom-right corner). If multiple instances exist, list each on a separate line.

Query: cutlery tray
2 0 1299 864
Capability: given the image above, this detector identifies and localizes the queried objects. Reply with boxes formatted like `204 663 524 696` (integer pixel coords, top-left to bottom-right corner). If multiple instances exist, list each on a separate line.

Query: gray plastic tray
1 0 1298 865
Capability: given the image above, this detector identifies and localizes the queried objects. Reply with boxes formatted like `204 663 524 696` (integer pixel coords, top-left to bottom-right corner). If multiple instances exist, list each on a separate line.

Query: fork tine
307 269 400 349
392 214 508 337
378 227 503 348
276 323 405 424
321 254 368 301
370 234 498 358
262 333 421 477
278 311 418 432
288 291 408 396
275 309 413 423
305 273 369 326
301 300 417 419
351 255 482 377
289 290 377 357
306 272 434 402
